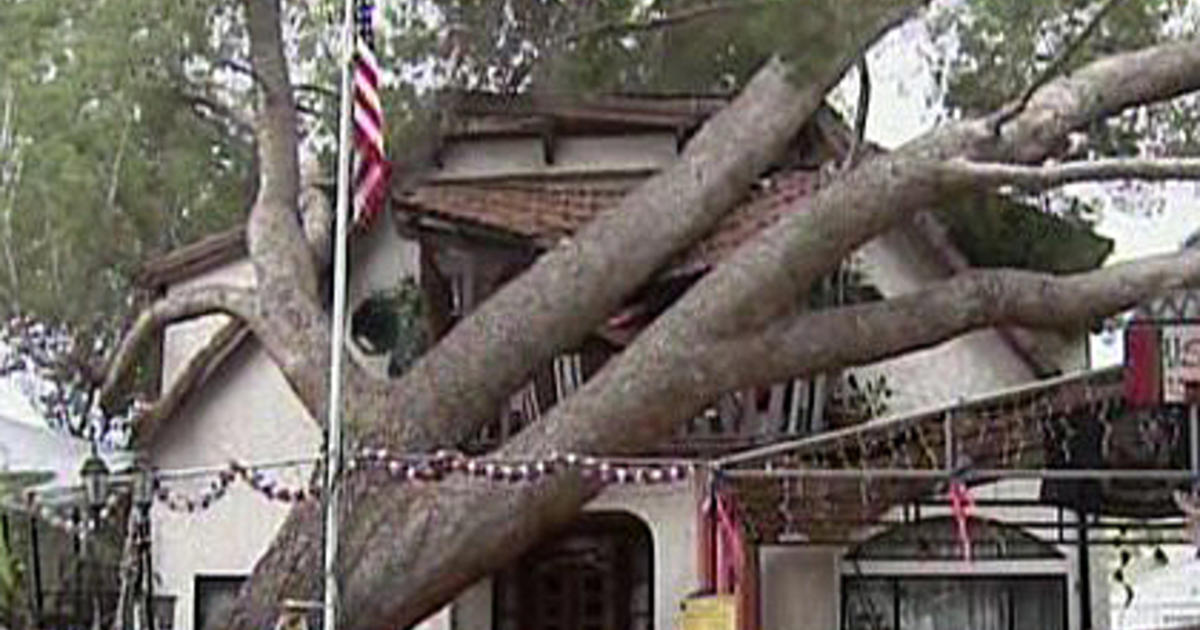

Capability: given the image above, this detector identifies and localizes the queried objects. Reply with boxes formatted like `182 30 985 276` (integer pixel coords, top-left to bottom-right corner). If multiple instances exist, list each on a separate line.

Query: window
493 513 653 630
842 576 1066 630
194 576 246 630
842 518 1068 630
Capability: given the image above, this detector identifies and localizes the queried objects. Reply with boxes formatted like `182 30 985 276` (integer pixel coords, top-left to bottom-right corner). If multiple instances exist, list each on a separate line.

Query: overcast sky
849 16 1200 369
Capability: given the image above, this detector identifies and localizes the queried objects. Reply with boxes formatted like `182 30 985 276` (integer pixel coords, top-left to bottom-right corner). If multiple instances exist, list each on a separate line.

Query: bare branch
717 248 1200 389
214 58 265 88
939 156 1200 190
98 285 258 409
845 58 870 169
989 0 1124 134
294 83 337 101
183 92 255 142
562 1 771 42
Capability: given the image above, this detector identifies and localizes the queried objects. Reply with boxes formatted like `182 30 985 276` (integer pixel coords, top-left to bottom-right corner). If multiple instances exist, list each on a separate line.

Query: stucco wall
150 346 319 630
431 134 678 182
761 547 843 630
150 213 417 630
852 225 1041 413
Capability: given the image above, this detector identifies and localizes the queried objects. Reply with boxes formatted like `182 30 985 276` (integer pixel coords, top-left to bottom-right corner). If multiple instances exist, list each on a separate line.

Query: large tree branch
312 36 1200 629
324 248 1200 628
674 35 1200 343
223 5 929 629
99 285 259 406
244 0 320 306
989 0 1124 133
717 250 1200 390
223 0 336 419
939 156 1200 190
225 18 1200 630
370 1 928 451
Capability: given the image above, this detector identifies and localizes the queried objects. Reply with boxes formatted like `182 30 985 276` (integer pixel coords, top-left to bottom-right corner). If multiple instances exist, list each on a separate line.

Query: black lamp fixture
79 443 110 521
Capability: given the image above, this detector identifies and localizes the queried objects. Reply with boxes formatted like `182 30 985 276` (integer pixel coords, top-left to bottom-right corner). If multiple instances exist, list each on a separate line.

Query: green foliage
930 0 1199 156
0 0 253 350
936 194 1115 274
418 0 841 95
350 277 428 377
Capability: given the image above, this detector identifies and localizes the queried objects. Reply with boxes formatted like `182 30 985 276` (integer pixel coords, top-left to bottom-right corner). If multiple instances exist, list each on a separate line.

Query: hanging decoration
140 449 695 515
350 448 695 485
948 479 974 561
20 487 125 535
153 462 321 513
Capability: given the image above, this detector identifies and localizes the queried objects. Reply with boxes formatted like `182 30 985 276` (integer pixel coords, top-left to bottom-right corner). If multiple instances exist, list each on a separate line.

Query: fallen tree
94 1 1200 628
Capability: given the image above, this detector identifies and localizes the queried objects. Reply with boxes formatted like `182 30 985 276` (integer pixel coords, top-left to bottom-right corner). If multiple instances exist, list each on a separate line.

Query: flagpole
324 0 356 628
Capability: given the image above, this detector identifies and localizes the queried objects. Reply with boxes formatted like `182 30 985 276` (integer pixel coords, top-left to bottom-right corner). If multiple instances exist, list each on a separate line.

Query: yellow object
678 594 737 630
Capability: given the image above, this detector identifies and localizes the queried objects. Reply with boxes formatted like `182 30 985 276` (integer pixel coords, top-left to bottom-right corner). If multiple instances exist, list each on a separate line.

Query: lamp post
79 445 110 630
132 460 155 630
80 446 110 525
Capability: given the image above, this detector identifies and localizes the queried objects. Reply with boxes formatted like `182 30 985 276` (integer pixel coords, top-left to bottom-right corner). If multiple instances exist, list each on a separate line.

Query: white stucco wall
852 225 1040 414
431 134 678 182
150 215 417 630
150 346 319 630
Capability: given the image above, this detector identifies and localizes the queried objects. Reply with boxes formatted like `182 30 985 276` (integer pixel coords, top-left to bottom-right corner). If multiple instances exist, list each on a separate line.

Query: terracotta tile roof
394 169 821 271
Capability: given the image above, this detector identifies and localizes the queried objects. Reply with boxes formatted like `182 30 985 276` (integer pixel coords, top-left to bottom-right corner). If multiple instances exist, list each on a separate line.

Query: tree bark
369 0 928 451
221 2 927 628
172 3 1200 629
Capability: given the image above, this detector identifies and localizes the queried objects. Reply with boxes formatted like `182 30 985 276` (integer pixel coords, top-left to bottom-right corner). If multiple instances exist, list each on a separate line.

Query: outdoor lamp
132 459 154 511
80 445 111 515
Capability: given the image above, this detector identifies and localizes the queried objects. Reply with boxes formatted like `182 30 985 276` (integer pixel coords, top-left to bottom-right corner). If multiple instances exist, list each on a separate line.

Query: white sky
844 17 1200 370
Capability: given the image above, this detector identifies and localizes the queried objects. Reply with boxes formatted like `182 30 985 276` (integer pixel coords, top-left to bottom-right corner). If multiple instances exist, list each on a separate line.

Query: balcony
465 355 884 456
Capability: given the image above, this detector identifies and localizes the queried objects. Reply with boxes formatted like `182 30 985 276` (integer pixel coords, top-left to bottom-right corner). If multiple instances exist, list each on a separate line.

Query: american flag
352 0 389 227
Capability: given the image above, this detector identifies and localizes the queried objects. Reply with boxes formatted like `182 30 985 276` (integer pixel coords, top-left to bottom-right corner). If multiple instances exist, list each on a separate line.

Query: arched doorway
493 512 653 630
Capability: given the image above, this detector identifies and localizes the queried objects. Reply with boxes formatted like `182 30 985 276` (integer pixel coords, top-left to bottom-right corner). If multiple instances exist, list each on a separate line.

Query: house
138 91 1146 630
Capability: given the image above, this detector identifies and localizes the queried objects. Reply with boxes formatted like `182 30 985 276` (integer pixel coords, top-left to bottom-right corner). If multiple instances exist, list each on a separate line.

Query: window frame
840 573 1069 630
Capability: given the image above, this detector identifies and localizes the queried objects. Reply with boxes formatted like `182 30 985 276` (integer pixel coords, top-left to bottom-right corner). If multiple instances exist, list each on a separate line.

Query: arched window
493 512 653 630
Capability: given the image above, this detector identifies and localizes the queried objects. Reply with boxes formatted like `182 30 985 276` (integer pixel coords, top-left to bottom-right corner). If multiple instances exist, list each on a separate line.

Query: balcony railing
465 355 860 456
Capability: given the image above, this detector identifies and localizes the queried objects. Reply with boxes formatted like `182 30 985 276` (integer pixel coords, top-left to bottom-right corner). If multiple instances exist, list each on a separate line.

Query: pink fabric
1124 323 1161 406
949 480 974 562
714 493 745 593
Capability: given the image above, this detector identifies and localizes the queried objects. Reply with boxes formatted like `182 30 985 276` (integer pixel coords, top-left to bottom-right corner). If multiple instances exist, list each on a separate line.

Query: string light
20 488 125 535
351 448 694 485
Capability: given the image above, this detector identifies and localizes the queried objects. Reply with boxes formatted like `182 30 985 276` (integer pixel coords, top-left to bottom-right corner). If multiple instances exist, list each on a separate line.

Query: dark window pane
844 578 894 630
898 579 1008 630
1011 579 1065 630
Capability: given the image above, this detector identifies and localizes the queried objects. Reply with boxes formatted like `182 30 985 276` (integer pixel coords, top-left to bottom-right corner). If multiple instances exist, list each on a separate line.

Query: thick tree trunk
221 3 927 629
369 0 928 451
173 2 1200 629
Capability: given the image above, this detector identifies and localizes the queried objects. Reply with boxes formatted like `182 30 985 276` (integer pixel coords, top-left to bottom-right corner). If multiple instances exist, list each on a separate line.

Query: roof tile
395 169 821 270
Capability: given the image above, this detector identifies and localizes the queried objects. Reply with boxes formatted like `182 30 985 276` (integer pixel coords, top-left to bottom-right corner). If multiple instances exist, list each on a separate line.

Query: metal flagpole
324 0 356 628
